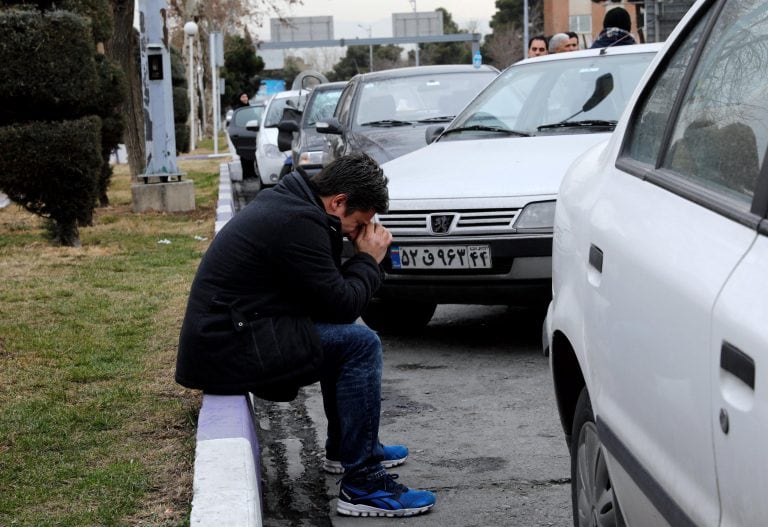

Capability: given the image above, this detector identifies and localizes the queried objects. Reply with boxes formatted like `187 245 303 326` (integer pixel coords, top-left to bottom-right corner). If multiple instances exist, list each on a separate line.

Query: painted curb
190 160 263 526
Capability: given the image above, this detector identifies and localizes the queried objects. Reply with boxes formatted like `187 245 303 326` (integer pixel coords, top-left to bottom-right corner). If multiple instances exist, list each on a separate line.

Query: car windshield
304 89 343 128
354 71 496 127
264 94 306 127
444 52 656 139
233 105 263 127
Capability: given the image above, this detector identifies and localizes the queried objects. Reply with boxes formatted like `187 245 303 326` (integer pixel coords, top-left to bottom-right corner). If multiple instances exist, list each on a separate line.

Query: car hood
348 126 429 164
383 134 610 202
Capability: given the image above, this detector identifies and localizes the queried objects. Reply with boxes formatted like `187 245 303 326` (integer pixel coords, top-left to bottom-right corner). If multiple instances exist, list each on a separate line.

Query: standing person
591 7 637 48
235 91 250 108
175 154 437 518
527 35 549 57
567 31 580 51
549 33 576 53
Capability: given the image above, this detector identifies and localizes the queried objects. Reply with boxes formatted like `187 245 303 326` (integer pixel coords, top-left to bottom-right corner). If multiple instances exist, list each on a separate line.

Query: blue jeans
315 322 385 475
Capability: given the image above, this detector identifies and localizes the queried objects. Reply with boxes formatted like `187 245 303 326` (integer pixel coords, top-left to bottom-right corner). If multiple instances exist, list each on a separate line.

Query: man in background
591 7 637 48
528 35 549 57
549 33 577 53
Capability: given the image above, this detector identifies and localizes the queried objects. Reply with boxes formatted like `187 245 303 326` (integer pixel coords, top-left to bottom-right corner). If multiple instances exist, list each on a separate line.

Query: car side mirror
425 125 445 144
582 73 614 113
245 119 260 132
316 117 343 135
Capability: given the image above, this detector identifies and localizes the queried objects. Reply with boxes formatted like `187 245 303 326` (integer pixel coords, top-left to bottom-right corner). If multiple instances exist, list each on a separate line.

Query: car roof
514 42 665 68
352 64 499 82
310 81 348 92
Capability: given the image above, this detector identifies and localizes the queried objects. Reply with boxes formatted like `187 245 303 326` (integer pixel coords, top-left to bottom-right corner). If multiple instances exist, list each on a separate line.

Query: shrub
0 117 102 245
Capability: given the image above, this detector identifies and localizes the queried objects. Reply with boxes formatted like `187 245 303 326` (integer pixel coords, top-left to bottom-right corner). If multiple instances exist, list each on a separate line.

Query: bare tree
485 25 525 70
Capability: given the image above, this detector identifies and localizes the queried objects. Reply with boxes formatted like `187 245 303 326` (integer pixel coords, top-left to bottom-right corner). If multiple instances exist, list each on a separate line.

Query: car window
661 0 768 205
304 89 342 128
446 52 656 137
624 13 711 165
336 83 356 125
264 95 304 128
233 106 263 127
354 72 496 126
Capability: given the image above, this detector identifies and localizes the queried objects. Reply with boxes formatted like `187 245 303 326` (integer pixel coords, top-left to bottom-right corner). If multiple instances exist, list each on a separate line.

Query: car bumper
374 235 553 304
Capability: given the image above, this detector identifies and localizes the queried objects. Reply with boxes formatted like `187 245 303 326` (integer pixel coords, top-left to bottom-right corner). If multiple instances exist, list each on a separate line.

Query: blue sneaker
323 444 409 474
337 468 436 517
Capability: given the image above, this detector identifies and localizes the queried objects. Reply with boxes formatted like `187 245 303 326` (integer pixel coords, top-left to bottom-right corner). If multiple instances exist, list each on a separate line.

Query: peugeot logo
429 214 455 235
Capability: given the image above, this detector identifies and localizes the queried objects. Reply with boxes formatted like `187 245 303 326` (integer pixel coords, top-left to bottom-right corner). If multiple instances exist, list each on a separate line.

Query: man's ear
331 194 348 211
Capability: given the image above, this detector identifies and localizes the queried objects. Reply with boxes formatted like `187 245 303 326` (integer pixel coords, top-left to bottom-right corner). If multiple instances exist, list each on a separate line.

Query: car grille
378 209 520 237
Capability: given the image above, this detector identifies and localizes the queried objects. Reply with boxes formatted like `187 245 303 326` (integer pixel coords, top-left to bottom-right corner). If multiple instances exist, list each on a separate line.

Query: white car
366 43 662 333
544 0 768 525
252 89 308 187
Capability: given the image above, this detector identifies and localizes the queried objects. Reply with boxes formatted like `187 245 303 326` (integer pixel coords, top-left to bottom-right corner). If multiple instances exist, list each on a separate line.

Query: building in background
542 1 695 48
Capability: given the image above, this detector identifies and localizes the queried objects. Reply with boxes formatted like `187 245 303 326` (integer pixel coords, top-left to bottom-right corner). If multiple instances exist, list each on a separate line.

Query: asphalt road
253 304 573 527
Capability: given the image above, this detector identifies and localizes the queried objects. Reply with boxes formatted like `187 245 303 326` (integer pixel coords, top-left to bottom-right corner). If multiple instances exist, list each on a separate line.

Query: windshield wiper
537 119 617 131
417 116 455 123
441 124 531 137
360 119 413 127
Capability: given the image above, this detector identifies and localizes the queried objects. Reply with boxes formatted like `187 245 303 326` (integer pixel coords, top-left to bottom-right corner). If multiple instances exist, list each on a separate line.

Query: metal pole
188 36 195 150
210 33 218 154
523 0 529 60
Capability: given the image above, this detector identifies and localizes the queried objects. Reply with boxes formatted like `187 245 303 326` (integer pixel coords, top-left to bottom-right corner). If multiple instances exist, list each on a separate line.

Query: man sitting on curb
175 153 436 518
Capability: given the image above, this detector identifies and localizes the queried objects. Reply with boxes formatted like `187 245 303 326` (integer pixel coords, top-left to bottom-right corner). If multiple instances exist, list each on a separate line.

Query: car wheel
241 158 257 179
361 299 436 334
571 388 625 527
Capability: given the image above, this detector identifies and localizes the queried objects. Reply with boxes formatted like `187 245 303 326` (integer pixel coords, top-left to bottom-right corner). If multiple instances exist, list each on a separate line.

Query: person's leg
316 322 385 474
315 322 436 517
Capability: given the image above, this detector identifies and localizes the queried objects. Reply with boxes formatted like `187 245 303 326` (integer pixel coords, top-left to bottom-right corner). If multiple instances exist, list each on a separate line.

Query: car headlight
513 200 556 232
263 144 283 158
298 151 324 166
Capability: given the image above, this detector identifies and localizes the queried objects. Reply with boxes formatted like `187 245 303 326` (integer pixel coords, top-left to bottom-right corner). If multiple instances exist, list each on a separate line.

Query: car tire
241 158 257 179
361 299 436 334
571 387 626 527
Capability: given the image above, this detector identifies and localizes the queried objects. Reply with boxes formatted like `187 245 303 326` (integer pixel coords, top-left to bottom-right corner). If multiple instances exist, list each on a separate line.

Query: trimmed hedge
0 10 99 125
0 117 102 232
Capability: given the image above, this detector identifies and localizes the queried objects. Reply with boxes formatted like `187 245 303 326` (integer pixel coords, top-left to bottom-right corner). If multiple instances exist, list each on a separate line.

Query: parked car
277 80 346 177
364 43 662 332
226 102 265 179
251 89 309 187
316 65 498 166
544 1 768 526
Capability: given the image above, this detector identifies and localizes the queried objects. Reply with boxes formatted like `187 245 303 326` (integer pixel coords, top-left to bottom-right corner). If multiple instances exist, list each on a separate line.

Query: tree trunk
106 0 145 181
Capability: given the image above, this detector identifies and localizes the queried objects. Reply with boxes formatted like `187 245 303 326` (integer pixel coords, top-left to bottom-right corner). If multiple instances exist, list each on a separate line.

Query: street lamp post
358 24 373 72
184 21 198 151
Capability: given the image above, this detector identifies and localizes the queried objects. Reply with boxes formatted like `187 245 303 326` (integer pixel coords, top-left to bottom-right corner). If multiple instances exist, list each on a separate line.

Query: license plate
390 245 492 269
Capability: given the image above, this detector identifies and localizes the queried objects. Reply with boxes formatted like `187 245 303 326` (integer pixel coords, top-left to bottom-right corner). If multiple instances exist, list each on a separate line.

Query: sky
253 0 498 42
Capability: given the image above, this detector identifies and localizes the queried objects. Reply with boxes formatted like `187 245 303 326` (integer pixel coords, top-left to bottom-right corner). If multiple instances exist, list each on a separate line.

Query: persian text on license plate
390 245 491 269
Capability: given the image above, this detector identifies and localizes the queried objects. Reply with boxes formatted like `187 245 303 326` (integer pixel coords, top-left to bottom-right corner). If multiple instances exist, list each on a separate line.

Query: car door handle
721 341 755 390
589 244 603 273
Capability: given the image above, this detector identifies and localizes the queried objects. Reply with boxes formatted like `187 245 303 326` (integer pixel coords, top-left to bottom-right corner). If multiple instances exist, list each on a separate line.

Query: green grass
0 154 222 526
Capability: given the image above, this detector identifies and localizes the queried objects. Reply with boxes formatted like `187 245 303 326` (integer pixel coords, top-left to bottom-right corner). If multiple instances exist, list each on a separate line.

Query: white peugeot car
544 0 768 525
365 43 662 333
251 89 308 188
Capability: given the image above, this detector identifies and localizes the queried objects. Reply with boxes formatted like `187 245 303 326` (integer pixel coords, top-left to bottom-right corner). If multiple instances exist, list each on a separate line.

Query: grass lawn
0 154 223 526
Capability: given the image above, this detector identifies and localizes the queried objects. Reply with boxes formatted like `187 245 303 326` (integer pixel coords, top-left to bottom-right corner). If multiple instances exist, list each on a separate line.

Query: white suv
365 44 661 333
544 1 768 525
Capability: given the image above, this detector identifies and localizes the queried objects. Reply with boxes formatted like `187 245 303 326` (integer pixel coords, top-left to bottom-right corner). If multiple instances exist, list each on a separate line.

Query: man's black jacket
175 171 383 394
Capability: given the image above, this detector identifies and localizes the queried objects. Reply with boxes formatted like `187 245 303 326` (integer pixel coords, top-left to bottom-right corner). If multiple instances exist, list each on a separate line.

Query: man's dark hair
528 35 548 48
310 153 389 214
566 31 578 39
